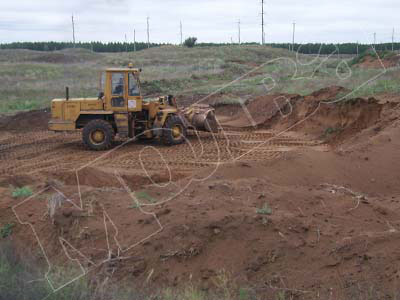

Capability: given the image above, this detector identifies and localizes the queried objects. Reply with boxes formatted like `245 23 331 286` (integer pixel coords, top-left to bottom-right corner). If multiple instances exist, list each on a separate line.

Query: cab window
112 73 124 96
128 73 140 96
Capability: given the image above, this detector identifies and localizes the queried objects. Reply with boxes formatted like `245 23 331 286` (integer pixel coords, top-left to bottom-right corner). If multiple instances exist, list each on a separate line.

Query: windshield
111 73 124 96
100 72 106 91
128 72 140 96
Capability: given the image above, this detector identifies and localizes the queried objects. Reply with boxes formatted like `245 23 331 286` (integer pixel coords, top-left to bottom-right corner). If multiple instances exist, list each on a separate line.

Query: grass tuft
0 223 15 238
12 186 33 198
256 202 272 215
134 191 157 204
11 186 33 198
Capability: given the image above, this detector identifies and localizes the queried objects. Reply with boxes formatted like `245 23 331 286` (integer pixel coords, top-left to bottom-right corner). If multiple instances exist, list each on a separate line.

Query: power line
71 14 76 48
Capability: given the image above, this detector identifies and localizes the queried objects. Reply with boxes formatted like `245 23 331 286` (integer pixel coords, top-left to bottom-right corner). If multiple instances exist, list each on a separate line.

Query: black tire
82 119 114 151
161 115 187 146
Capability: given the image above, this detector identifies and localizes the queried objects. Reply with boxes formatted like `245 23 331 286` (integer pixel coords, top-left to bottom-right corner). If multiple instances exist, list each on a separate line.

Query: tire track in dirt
0 129 325 176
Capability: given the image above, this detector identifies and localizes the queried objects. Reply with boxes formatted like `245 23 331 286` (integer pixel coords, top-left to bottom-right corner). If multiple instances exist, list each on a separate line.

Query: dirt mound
30 53 82 64
307 85 349 100
220 93 299 127
28 49 101 64
0 109 50 132
0 174 35 188
221 86 348 128
355 53 400 69
0 48 101 64
52 167 184 189
222 86 383 145
270 97 383 144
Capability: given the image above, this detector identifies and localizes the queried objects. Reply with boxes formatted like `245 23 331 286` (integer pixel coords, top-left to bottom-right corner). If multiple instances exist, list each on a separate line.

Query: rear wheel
161 115 187 146
82 119 114 151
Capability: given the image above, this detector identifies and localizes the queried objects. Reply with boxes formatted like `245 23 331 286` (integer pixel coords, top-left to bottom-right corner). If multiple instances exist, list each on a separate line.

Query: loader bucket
184 105 219 133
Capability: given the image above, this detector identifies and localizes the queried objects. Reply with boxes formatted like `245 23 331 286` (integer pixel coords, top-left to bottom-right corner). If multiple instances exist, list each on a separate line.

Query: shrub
12 186 33 198
0 242 146 300
212 97 247 107
348 49 396 67
256 203 272 215
184 37 198 48
0 223 15 238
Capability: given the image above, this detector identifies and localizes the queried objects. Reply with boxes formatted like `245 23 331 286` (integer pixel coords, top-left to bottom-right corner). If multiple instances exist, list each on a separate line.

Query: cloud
0 0 396 44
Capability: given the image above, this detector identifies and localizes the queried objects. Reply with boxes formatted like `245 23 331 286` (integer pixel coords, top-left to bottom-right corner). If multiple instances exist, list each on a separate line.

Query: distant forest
0 41 162 52
269 43 400 55
1 41 399 55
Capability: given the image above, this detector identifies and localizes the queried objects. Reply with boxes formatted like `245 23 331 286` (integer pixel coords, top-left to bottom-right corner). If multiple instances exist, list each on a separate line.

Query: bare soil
1 86 400 299
356 53 400 69
0 109 50 132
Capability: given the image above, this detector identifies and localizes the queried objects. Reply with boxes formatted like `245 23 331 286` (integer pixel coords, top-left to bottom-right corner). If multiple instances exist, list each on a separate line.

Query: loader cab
103 67 143 113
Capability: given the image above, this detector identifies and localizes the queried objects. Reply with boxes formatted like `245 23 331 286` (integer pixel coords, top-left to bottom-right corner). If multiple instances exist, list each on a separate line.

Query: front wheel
161 115 187 146
82 119 114 151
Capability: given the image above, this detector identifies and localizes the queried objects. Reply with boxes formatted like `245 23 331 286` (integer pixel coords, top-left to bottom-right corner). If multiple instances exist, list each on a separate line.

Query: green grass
11 186 33 198
213 95 248 107
1 45 399 115
134 191 157 204
1 100 41 112
0 223 15 238
256 202 272 215
0 45 292 114
0 241 256 300
0 241 145 300
349 49 397 66
321 127 343 139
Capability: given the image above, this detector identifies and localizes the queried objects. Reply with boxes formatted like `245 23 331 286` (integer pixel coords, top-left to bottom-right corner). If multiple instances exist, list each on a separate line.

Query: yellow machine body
48 65 217 150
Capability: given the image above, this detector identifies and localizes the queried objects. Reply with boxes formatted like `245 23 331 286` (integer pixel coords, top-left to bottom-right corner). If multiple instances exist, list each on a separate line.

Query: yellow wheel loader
48 64 218 150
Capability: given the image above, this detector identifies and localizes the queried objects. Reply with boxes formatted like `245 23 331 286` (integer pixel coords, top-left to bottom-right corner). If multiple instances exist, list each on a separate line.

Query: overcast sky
0 0 398 44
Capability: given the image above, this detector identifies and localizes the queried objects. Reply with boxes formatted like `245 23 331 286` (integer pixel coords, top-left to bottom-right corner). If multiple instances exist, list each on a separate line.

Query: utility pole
373 32 376 49
238 19 241 44
261 0 265 45
125 34 128 52
292 21 296 52
180 21 183 45
134 29 136 52
356 41 359 56
71 14 76 48
147 17 150 49
392 28 395 51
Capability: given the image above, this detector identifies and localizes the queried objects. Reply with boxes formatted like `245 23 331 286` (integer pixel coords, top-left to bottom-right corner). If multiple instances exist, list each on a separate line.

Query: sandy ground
0 86 400 299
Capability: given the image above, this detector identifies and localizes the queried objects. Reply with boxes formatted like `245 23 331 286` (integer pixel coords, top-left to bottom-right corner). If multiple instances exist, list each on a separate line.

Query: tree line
0 41 399 55
0 41 163 52
268 43 400 55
